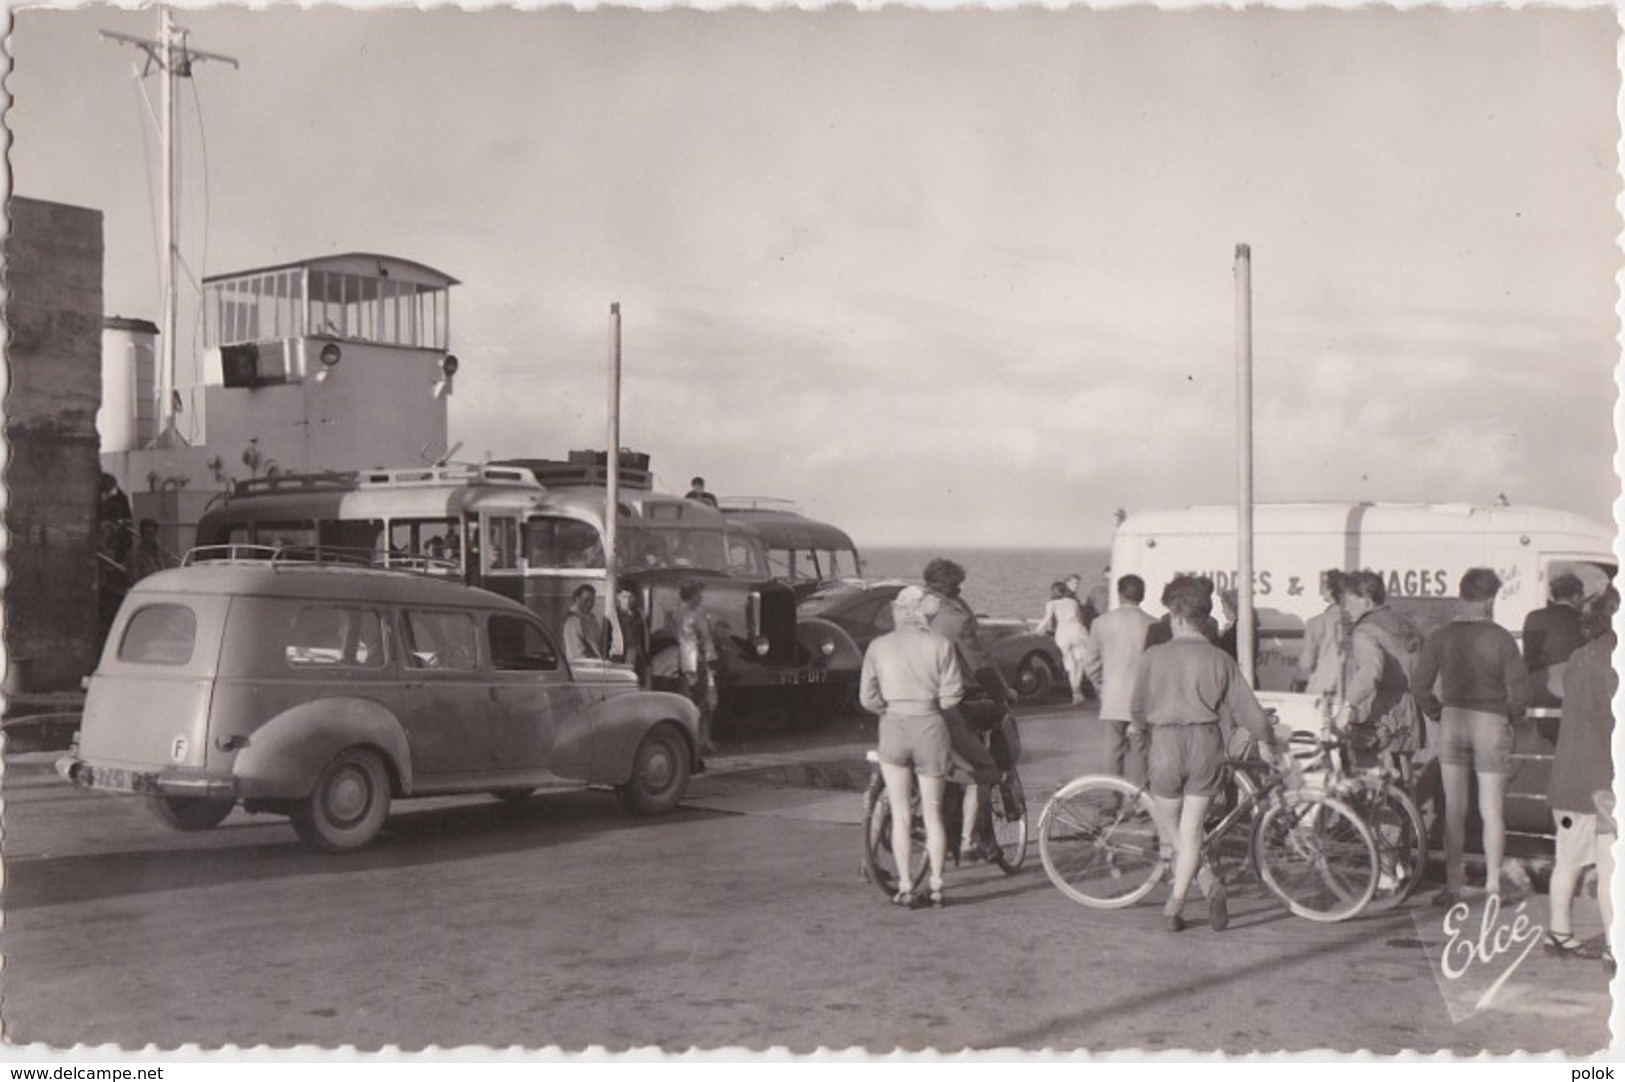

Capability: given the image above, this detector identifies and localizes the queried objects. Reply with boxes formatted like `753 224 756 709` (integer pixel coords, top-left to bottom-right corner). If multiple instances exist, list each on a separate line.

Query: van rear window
118 605 198 665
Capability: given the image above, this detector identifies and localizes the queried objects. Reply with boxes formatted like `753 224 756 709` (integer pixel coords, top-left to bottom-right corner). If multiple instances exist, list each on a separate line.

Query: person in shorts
1544 586 1617 966
1130 576 1282 933
923 558 1016 865
859 585 965 909
1412 567 1532 905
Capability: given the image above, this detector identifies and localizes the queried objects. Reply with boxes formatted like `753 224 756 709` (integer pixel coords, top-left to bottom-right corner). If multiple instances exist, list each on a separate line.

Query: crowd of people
861 553 1617 954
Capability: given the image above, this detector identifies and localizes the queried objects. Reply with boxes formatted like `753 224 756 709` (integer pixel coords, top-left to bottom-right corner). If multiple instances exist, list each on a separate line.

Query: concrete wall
5 197 105 691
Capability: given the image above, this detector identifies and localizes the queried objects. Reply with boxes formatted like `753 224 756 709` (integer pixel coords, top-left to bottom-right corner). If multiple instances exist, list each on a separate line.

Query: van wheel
291 747 391 852
1014 653 1056 703
620 725 691 817
147 795 234 832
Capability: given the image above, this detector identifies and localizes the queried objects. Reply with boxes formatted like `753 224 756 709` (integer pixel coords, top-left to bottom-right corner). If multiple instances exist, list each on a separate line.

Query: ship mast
102 8 237 448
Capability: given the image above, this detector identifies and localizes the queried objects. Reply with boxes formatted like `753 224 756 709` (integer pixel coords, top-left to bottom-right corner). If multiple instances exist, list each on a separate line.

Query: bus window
320 519 382 556
526 517 604 570
487 517 521 573
387 518 458 562
259 521 317 549
659 529 727 572
617 528 664 570
728 537 769 577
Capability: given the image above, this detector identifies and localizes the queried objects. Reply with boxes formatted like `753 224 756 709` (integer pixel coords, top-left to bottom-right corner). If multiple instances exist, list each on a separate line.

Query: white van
1110 502 1616 693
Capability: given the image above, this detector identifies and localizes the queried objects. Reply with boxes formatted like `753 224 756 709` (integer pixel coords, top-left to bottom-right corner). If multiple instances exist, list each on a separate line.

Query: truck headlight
820 637 836 657
754 636 771 657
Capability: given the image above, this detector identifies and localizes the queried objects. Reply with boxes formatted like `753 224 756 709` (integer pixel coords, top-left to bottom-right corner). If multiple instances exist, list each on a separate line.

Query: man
859 585 964 908
1522 572 1586 707
1297 570 1346 698
684 476 719 508
1080 567 1112 630
1336 570 1422 767
1413 567 1531 904
98 472 134 565
1544 586 1617 970
607 585 651 687
1081 574 1158 786
923 557 1016 864
1130 575 1282 933
123 519 168 585
677 578 721 755
561 584 604 662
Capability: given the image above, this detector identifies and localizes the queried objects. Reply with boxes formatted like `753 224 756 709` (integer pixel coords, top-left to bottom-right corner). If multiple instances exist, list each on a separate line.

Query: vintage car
57 550 702 851
797 580 1069 704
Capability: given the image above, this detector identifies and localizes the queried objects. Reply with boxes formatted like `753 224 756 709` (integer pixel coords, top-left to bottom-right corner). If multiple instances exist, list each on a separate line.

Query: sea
860 546 1113 623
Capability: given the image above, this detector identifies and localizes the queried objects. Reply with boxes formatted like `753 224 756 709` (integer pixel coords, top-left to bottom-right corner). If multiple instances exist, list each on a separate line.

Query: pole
605 303 623 658
1235 243 1256 688
101 12 237 451
158 6 177 446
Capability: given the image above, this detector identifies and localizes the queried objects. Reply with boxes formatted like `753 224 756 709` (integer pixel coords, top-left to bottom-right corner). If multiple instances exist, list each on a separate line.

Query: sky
6 3 1621 549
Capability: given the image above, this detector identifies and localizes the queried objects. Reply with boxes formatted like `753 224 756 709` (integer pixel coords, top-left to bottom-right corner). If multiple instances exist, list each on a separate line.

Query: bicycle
1037 735 1381 923
1286 729 1428 911
860 712 1028 898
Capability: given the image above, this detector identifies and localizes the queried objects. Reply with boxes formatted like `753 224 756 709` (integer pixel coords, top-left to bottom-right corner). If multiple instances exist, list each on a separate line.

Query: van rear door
79 593 226 771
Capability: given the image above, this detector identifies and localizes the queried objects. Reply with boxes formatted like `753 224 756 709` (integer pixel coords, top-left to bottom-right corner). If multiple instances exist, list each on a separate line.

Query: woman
1038 580 1090 704
858 585 965 908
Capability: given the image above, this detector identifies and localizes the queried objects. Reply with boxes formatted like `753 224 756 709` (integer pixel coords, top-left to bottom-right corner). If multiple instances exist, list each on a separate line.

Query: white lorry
1109 501 1615 693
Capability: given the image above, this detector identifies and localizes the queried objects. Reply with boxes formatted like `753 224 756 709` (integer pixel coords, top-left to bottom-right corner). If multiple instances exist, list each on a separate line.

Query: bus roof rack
493 452 654 491
227 470 360 499
183 544 462 578
356 463 542 489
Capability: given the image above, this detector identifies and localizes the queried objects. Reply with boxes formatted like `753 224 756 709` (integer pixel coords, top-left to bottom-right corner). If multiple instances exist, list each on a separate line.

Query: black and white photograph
2 0 1620 1065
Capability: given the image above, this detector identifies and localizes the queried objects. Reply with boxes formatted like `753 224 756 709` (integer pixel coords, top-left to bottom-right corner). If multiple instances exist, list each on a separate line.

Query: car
797 580 1069 704
57 550 703 851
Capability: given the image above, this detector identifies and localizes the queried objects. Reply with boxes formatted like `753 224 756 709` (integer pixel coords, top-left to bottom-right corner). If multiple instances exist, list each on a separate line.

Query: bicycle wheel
1039 774 1165 908
990 769 1028 875
1205 759 1264 879
1253 791 1379 922
863 782 927 899
1343 780 1428 910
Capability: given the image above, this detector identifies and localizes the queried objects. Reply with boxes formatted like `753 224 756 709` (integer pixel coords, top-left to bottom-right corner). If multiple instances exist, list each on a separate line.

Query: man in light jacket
1082 574 1159 785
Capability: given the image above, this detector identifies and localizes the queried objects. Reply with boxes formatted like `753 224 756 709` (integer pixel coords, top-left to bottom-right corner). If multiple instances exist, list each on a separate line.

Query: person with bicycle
1131 575 1284 932
923 558 1018 865
1335 570 1423 770
858 585 965 909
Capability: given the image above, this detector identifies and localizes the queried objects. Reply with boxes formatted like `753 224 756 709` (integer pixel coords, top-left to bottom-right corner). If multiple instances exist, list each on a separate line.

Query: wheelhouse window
489 615 560 672
285 606 385 669
118 605 198 665
204 267 450 351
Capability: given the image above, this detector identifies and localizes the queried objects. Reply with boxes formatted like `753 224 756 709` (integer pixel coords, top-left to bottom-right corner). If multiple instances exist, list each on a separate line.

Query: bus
193 458 846 721
719 501 863 599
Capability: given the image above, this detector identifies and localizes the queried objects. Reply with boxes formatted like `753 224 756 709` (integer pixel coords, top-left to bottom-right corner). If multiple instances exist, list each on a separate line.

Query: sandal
892 889 917 909
1544 932 1595 960
929 882 946 909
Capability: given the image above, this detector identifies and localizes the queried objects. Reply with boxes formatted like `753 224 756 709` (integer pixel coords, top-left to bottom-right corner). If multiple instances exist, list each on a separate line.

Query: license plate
87 765 137 791
777 670 829 686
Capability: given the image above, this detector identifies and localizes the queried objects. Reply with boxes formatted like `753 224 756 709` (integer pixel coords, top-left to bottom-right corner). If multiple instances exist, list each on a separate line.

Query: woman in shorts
858 586 965 908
